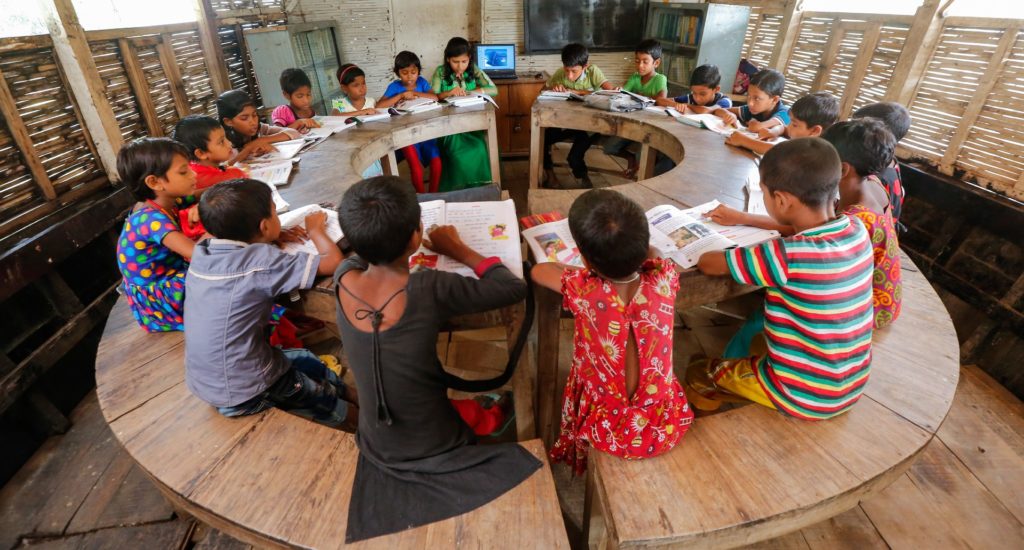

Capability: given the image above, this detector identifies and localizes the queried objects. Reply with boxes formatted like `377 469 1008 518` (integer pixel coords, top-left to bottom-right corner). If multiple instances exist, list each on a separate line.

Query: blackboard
524 0 649 54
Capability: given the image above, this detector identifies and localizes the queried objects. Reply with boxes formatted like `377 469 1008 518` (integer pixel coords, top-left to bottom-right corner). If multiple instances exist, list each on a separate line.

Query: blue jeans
723 308 765 359
218 349 352 429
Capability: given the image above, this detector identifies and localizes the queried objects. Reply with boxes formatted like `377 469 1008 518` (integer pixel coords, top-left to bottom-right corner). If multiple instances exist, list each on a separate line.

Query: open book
443 91 498 108
313 116 357 135
409 199 523 278
251 138 305 162
394 97 442 114
247 160 293 186
523 200 779 269
679 113 740 135
276 204 345 256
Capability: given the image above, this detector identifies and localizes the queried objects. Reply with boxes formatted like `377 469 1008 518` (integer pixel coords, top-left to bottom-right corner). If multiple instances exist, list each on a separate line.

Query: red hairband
339 65 358 82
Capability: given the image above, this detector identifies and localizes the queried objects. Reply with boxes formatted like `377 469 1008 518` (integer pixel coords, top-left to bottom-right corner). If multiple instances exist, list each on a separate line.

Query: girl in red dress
532 189 694 474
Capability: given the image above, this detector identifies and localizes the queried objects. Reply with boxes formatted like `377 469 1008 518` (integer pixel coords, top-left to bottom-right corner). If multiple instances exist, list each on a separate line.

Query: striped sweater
724 215 875 419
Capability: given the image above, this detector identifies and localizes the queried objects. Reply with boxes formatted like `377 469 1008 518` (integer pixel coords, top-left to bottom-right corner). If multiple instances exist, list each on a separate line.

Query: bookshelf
645 3 750 97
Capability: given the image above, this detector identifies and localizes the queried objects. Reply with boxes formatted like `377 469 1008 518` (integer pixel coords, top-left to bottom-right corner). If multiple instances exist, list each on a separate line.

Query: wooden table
527 101 961 548
93 106 570 548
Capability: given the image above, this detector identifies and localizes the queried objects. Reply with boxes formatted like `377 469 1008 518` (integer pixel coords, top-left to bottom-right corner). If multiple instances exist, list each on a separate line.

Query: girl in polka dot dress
115 138 199 333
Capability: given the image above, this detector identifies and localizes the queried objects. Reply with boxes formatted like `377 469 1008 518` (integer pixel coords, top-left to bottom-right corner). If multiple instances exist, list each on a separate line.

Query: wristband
473 256 502 278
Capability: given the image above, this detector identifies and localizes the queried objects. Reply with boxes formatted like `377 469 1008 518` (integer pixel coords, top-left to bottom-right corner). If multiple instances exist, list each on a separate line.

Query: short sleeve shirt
623 72 667 97
116 204 185 288
739 100 790 125
677 92 732 109
184 239 321 407
723 215 875 420
271 104 298 127
546 65 608 91
383 76 432 98
331 95 376 113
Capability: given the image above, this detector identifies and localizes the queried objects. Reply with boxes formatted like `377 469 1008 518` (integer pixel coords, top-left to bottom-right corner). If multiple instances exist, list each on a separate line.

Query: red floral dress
551 258 694 474
844 176 902 329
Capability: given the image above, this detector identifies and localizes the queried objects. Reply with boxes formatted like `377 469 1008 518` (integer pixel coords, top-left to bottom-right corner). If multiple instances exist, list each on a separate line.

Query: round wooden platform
527 101 961 548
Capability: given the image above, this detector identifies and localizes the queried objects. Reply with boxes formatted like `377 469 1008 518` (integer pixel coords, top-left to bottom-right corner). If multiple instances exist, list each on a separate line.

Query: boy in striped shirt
688 138 875 419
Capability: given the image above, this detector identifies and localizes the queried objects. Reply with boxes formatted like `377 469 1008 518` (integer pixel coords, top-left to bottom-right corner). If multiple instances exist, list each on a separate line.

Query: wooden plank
0 65 57 200
22 519 193 549
119 38 163 137
25 391 70 435
797 507 887 549
65 452 175 534
84 21 198 42
534 286 562 446
194 0 231 95
157 33 192 118
0 34 53 53
487 107 501 184
938 26 1020 174
529 103 542 188
36 271 84 320
637 143 656 180
39 0 124 179
769 0 805 70
837 23 882 119
884 0 948 104
809 27 843 93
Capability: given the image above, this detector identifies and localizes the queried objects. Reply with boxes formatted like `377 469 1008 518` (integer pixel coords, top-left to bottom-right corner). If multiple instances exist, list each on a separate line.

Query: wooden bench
94 106 569 548
528 101 961 548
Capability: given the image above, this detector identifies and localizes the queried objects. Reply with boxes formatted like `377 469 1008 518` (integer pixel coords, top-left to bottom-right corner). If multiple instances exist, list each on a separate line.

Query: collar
207 238 252 249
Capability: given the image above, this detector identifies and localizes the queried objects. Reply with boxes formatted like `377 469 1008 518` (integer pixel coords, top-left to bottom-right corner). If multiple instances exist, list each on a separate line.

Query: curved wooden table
528 101 961 548
95 106 569 549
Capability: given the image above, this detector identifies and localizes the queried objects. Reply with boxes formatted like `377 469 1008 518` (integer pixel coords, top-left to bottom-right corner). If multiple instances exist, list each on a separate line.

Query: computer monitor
476 43 516 78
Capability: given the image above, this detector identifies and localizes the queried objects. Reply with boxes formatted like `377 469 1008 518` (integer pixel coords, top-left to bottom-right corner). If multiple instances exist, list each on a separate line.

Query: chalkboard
524 0 649 54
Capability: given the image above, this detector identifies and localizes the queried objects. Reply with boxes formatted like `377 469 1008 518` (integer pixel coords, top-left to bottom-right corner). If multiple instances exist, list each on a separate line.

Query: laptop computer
476 43 517 80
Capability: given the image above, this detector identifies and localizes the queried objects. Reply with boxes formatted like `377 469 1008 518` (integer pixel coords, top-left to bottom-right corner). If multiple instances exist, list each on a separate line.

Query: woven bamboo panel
133 43 181 136
167 30 217 116
850 24 909 113
783 17 834 103
746 11 783 70
89 39 146 142
0 113 39 221
821 29 864 103
955 30 1024 200
210 0 284 12
902 26 1005 162
0 48 102 197
218 25 252 99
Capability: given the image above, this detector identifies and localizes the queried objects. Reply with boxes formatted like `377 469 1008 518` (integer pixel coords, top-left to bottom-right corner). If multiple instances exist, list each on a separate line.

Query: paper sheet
252 139 304 162
276 204 344 255
247 161 293 186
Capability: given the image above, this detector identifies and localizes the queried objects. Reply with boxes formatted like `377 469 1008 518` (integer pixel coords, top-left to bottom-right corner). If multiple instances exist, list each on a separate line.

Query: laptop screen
476 44 515 73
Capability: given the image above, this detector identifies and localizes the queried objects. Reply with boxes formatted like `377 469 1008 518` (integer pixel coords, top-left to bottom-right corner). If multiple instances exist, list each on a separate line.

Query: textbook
252 138 304 162
522 200 779 269
247 160 293 186
394 97 443 114
538 90 571 100
443 92 498 108
409 199 523 279
349 109 395 123
645 105 684 118
277 204 345 256
678 113 740 135
313 116 357 134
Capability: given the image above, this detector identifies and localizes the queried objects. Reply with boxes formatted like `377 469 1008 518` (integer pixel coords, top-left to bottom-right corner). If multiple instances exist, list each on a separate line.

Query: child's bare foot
543 168 559 188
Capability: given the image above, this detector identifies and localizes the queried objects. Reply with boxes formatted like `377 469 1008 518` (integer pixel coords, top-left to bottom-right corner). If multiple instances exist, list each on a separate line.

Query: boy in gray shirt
184 179 356 430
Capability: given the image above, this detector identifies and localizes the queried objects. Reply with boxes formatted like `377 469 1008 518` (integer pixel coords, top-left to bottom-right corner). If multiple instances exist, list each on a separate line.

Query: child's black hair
117 137 191 201
216 89 257 149
749 68 785 98
337 63 365 87
337 176 421 265
822 118 896 178
568 189 650 279
441 37 480 88
690 64 721 88
279 67 312 95
198 178 273 243
393 50 422 75
852 101 911 142
561 42 589 68
759 137 841 209
172 115 222 161
790 92 840 131
636 38 662 61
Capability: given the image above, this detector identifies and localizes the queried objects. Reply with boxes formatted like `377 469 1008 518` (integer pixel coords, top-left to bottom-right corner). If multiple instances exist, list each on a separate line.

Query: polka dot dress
116 204 187 332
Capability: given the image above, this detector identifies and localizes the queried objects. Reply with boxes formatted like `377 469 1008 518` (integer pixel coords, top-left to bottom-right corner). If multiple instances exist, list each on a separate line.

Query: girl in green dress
430 37 498 191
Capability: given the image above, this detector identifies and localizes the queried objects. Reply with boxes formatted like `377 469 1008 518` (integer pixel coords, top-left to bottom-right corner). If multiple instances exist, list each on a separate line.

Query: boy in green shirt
544 43 617 188
604 39 668 178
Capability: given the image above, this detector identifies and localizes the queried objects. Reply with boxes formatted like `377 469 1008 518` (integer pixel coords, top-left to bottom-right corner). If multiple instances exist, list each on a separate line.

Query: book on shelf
277 204 345 256
523 200 779 269
409 199 523 279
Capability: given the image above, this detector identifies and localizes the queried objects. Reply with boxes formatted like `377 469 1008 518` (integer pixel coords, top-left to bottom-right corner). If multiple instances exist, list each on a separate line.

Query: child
217 90 300 163
173 115 246 192
271 68 321 132
531 189 693 474
184 179 353 431
332 176 540 542
655 64 732 114
430 37 498 191
690 138 874 418
604 39 668 178
853 101 911 223
377 51 443 193
824 119 902 329
726 91 839 156
115 138 198 333
331 63 384 179
716 68 790 134
543 42 617 188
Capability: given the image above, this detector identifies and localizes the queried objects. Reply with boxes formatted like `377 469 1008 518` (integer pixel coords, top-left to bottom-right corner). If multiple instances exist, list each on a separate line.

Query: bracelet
473 256 502 278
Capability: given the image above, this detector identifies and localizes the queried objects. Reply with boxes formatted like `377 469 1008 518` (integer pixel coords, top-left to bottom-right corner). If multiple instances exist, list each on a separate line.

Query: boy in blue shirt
656 64 732 114
184 179 354 430
717 68 790 134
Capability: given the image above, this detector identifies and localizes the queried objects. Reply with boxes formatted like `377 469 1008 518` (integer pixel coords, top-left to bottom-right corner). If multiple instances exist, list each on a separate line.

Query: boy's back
723 215 874 418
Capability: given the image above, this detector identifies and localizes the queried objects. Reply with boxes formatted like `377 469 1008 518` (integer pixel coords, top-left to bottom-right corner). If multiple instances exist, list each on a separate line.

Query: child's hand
549 84 567 92
331 108 342 116
277 226 308 246
402 90 417 100
704 204 746 226
449 86 468 97
757 127 779 141
673 102 689 113
747 119 764 132
187 206 201 228
423 225 469 259
715 108 738 127
304 210 327 234
300 118 321 129
725 131 754 148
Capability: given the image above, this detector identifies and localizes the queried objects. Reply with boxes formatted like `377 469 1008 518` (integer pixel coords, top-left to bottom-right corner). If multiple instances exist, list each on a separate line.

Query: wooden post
938 26 1019 174
535 286 561 446
119 38 163 136
39 0 123 179
838 23 883 118
637 143 657 180
486 107 501 184
809 25 843 92
529 104 543 188
769 0 804 70
0 67 56 200
381 151 398 176
194 0 231 95
884 0 948 104
157 33 192 117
